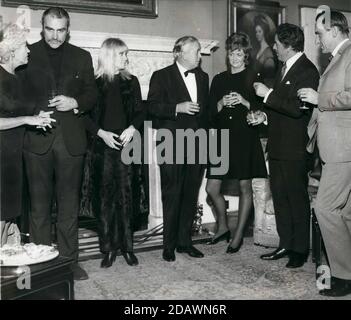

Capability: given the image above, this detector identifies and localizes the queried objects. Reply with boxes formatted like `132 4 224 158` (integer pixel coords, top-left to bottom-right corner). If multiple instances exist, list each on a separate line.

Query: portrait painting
228 0 286 86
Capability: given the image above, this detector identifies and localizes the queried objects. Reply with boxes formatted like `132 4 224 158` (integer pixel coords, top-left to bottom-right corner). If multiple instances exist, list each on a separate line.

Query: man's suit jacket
307 40 351 163
22 39 97 156
265 53 320 160
147 63 209 131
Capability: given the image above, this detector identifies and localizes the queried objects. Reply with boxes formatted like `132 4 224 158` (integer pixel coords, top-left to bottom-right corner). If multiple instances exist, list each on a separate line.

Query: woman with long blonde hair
82 38 144 267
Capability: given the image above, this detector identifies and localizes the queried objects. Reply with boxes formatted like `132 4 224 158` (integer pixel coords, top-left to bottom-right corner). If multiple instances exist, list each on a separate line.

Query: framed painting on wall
2 0 158 18
228 0 286 86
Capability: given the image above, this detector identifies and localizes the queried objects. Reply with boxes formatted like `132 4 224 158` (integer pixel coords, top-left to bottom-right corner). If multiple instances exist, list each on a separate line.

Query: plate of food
0 243 59 267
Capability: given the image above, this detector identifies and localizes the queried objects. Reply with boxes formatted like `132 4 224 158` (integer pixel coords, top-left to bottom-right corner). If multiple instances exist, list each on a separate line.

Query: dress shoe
319 277 351 297
226 238 243 254
176 246 204 258
162 249 176 262
122 252 139 266
286 252 307 268
100 252 113 268
207 230 231 245
260 247 290 260
72 263 89 281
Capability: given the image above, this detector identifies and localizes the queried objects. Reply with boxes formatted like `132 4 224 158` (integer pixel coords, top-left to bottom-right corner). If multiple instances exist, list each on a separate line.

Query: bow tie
184 69 196 77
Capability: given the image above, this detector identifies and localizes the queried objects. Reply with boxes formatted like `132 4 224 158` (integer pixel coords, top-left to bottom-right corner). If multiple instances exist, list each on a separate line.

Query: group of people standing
1 5 351 297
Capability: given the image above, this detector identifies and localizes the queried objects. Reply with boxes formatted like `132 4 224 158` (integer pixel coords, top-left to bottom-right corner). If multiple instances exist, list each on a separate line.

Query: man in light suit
21 7 97 280
147 36 209 262
252 23 319 268
299 10 351 297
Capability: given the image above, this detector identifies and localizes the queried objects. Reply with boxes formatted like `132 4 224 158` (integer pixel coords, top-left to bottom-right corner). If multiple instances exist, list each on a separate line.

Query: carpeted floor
74 237 350 300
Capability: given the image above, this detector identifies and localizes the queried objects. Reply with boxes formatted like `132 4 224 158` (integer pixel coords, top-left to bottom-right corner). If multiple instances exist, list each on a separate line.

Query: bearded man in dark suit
21 7 97 280
147 36 209 262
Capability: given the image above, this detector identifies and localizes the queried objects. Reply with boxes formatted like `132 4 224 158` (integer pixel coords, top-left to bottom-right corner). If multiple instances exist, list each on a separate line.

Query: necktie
280 62 287 81
184 68 196 77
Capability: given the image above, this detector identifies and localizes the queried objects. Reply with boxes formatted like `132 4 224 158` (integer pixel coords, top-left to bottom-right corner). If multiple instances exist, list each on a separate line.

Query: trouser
24 129 84 261
159 163 204 250
315 162 351 280
269 159 311 253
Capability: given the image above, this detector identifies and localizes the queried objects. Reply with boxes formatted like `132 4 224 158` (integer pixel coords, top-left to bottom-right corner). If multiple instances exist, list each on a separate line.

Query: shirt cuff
263 89 273 104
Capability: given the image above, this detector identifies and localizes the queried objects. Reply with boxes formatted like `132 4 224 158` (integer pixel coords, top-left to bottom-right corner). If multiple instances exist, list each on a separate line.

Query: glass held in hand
229 90 237 107
299 99 309 110
247 110 256 123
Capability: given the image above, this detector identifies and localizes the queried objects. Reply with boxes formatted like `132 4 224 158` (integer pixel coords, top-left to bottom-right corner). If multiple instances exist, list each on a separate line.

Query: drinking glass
299 100 309 110
247 110 256 123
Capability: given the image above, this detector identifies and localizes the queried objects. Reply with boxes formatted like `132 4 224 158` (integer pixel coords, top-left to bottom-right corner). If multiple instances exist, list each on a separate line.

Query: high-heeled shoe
100 252 113 268
226 238 243 254
207 230 231 245
109 251 118 265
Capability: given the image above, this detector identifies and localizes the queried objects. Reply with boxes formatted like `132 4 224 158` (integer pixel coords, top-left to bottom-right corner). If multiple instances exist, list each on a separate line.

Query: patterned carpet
74 237 350 300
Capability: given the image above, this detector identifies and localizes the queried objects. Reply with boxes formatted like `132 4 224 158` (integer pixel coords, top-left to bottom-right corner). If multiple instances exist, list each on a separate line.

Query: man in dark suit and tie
299 10 351 297
147 36 209 262
250 23 319 268
21 7 97 280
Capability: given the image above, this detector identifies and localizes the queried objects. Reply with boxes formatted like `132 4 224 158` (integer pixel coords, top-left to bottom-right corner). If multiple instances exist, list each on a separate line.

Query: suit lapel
322 52 340 77
58 43 71 91
282 54 305 82
322 40 351 77
195 71 203 103
171 63 192 101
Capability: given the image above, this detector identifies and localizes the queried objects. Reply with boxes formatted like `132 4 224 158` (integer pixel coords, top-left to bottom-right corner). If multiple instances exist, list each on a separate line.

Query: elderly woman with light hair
0 23 55 246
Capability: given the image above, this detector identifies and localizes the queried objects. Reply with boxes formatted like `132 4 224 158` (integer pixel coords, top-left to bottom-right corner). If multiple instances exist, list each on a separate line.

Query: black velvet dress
0 66 31 221
206 68 267 180
80 74 145 254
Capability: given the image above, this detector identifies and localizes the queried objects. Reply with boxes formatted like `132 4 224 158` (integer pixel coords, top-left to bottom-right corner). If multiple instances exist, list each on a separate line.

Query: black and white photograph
1 0 351 306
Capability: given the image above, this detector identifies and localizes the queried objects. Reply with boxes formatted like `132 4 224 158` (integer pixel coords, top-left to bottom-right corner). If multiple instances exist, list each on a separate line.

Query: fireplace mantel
28 28 218 54
27 28 219 99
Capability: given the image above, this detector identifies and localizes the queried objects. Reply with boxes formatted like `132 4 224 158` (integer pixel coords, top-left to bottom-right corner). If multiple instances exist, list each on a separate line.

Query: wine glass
247 110 256 124
229 90 237 108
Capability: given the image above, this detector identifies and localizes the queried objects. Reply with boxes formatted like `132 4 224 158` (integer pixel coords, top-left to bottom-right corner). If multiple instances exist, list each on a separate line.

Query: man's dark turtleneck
43 40 65 88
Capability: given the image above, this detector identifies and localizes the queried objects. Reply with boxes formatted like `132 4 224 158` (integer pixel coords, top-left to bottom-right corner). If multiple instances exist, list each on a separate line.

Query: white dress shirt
176 61 197 103
263 52 304 103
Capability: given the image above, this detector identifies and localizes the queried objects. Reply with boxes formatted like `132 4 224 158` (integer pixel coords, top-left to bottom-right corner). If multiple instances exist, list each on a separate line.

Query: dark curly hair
225 32 252 65
276 23 304 52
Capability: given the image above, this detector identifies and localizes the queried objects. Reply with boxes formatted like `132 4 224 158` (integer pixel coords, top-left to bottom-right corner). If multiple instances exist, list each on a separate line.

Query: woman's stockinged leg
229 179 253 249
206 179 229 238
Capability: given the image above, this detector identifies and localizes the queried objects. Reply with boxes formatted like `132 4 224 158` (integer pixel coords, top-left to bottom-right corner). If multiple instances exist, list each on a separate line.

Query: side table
1 256 74 300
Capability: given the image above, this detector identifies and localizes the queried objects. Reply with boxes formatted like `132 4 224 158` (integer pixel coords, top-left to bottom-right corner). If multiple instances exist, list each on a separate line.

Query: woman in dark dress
82 38 144 268
206 33 267 253
0 24 55 246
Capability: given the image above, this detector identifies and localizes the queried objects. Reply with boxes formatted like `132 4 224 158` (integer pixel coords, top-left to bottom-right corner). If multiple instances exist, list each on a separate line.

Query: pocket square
285 81 291 85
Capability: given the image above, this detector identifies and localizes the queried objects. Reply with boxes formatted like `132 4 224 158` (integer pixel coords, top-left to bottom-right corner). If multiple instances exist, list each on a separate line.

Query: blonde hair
95 37 131 82
0 23 29 63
